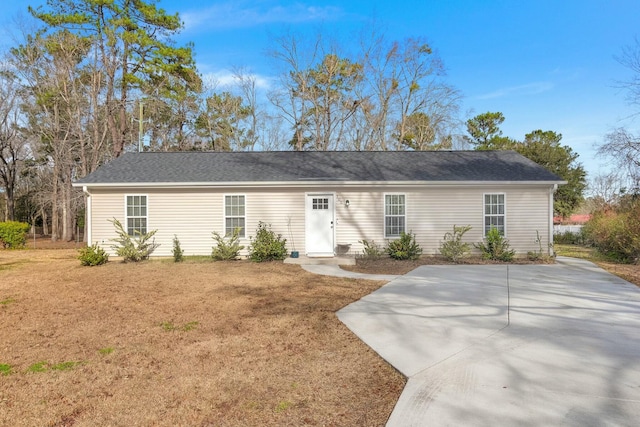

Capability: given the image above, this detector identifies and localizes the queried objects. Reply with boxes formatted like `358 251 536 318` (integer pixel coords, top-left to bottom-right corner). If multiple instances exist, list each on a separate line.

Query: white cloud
181 1 344 32
476 82 554 100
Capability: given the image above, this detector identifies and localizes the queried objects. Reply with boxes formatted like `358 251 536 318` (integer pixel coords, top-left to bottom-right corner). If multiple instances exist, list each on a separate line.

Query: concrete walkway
336 257 640 426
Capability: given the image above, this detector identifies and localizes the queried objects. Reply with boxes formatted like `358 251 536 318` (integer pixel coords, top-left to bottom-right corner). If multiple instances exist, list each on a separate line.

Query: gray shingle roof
75 150 564 185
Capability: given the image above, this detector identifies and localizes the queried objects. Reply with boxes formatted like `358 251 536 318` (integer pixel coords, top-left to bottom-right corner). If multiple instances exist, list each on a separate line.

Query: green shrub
358 239 384 259
249 222 287 262
0 221 30 249
108 218 160 262
212 227 244 260
78 243 109 266
583 201 640 263
553 229 586 245
475 227 515 261
439 225 472 262
386 231 422 260
172 235 184 262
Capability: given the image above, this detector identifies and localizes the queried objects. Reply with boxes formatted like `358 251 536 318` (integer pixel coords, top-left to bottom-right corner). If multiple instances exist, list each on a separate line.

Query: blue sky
2 0 640 180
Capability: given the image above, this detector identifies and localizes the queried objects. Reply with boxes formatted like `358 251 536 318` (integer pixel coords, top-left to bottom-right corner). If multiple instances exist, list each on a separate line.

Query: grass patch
182 321 199 331
26 361 81 373
26 361 48 373
555 244 627 263
160 321 176 331
0 297 16 306
274 400 293 413
50 361 80 371
98 347 115 355
0 364 12 376
161 321 199 332
554 244 598 259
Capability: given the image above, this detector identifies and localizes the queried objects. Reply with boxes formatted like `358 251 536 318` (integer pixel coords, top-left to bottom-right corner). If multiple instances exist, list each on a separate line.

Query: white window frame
124 194 148 236
384 193 406 238
224 194 246 238
483 193 506 236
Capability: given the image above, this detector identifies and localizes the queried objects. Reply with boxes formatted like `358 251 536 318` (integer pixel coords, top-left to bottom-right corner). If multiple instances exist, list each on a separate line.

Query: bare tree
355 32 462 151
616 37 640 113
599 127 640 188
12 31 90 241
0 66 30 221
599 38 640 189
232 67 262 151
587 171 628 210
267 31 321 150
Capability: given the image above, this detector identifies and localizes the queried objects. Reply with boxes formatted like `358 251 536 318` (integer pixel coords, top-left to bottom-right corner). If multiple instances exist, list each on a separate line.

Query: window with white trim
484 193 505 235
126 195 147 236
385 194 405 237
225 195 245 237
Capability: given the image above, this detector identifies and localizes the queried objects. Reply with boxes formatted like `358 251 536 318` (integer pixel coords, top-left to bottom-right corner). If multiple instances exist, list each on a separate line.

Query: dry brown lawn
593 261 640 288
0 248 404 426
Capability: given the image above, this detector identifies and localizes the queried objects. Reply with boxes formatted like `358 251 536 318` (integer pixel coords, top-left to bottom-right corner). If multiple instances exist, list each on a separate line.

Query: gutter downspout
549 184 557 255
83 186 92 245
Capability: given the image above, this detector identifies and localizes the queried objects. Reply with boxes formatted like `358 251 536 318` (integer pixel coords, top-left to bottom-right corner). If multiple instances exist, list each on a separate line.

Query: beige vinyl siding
334 185 552 256
89 188 306 257
88 183 553 258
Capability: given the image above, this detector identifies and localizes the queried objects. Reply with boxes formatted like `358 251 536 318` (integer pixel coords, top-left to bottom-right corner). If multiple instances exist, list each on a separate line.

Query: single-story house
73 150 566 258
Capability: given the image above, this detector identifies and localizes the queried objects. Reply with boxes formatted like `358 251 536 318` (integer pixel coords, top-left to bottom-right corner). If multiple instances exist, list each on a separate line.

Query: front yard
0 249 404 426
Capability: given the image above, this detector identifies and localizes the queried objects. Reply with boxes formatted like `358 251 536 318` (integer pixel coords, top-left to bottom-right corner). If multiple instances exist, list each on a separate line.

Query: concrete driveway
337 257 640 426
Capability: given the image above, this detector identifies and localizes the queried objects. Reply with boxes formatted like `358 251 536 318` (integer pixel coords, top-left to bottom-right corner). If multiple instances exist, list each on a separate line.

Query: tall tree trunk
50 165 59 242
3 188 15 221
6 188 14 221
61 170 74 242
41 208 49 236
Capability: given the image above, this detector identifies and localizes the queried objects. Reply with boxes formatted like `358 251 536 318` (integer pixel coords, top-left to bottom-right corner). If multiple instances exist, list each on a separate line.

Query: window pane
385 194 405 237
226 218 245 237
484 194 505 236
385 217 394 236
126 196 147 235
225 195 245 237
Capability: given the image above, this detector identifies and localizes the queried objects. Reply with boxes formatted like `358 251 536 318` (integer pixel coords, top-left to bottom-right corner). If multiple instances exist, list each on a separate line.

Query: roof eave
73 179 567 189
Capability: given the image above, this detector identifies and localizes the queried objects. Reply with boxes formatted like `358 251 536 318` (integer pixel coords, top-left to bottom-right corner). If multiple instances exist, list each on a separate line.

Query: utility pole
138 101 144 152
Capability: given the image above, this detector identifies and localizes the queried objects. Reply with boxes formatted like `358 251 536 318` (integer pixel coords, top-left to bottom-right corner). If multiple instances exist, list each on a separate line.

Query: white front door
305 194 335 256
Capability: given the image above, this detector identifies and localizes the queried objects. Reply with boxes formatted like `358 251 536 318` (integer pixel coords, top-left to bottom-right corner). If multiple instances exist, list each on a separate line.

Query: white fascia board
73 180 567 189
